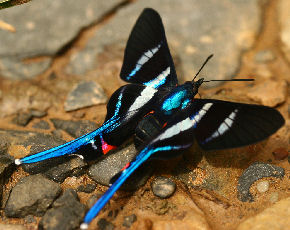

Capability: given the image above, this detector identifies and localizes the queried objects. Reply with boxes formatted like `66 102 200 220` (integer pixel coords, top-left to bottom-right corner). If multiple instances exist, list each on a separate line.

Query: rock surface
0 0 124 79
278 0 290 62
237 197 290 230
5 174 61 217
67 0 262 87
0 155 15 206
237 162 285 202
88 143 153 189
39 189 86 230
245 80 287 107
64 81 108 111
50 118 99 138
0 224 26 230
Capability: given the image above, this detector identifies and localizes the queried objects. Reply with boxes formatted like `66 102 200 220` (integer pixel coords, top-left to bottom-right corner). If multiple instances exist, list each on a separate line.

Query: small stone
32 120 50 130
269 192 279 203
64 81 107 112
77 183 96 193
256 180 269 193
97 218 115 230
41 156 87 183
29 109 47 118
12 112 33 126
254 49 275 62
5 174 61 217
86 192 104 209
151 176 176 199
272 148 288 160
123 214 137 228
39 189 86 230
51 119 98 138
88 143 153 190
237 162 285 202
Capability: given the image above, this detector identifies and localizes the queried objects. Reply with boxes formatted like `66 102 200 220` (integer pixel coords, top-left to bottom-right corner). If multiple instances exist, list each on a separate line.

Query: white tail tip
80 223 88 230
14 159 22 165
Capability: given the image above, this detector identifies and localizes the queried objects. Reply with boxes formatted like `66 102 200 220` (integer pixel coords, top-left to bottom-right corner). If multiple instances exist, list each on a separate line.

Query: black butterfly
79 8 285 229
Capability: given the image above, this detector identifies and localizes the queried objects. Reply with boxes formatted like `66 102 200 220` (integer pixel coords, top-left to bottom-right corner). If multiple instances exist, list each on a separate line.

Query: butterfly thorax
158 81 201 116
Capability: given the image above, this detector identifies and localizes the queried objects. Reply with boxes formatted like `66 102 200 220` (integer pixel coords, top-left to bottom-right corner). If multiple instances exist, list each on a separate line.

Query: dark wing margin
191 99 285 150
120 8 178 88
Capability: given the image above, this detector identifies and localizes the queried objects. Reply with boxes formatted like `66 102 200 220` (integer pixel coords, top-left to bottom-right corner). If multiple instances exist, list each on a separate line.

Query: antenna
203 79 255 82
192 54 214 82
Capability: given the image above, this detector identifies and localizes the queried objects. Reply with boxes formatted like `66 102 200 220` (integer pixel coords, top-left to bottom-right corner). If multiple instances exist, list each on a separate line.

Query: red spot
121 162 130 171
145 110 154 117
162 122 168 128
101 138 116 155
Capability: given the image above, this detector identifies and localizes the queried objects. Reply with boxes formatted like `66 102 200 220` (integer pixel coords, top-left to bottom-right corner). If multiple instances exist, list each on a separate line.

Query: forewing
103 84 159 145
190 99 285 150
120 8 178 88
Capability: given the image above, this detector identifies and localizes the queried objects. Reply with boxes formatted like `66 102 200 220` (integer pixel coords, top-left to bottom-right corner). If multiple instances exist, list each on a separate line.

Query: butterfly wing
189 99 285 150
102 83 159 146
120 8 178 89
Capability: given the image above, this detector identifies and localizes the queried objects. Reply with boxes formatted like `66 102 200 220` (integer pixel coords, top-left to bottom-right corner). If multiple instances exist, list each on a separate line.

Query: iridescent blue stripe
82 143 190 225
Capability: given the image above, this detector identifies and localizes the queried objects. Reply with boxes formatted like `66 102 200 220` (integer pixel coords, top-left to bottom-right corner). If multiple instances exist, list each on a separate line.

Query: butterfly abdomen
134 114 163 149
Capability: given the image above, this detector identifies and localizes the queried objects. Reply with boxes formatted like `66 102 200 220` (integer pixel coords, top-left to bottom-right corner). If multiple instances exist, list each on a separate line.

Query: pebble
64 81 107 112
151 176 176 199
123 214 137 228
5 174 61 218
32 120 50 130
77 183 97 193
11 112 33 126
97 218 115 230
88 143 153 190
256 180 269 193
237 162 285 202
50 118 99 138
86 192 104 209
39 189 86 230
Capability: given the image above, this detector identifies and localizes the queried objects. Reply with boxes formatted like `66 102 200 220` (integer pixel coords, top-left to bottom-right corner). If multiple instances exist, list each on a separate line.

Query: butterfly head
191 78 204 95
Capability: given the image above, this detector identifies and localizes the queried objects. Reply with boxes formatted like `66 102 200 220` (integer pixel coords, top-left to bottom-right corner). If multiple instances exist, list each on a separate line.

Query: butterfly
14 8 179 165
79 8 285 229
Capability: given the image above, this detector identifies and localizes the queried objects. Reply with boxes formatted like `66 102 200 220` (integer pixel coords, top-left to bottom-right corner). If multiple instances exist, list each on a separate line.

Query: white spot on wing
126 87 157 119
204 109 239 143
144 67 170 87
90 140 98 150
156 103 213 142
137 44 161 67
